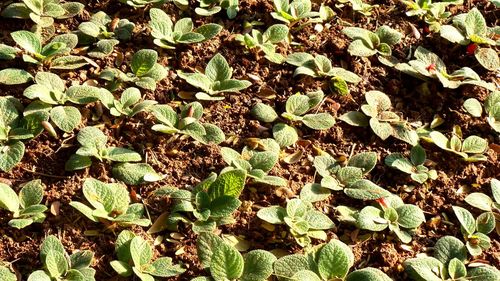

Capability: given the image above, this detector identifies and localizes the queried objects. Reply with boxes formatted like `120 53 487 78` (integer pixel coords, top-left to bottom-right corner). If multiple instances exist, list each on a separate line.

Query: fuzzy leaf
257 206 286 224
0 141 25 172
112 163 162 185
0 183 20 212
0 68 33 85
241 250 277 281
131 49 157 77
452 206 476 235
251 103 278 123
210 243 244 280
205 53 231 82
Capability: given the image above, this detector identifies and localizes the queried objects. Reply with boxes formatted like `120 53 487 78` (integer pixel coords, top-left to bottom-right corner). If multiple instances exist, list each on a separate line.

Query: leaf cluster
336 0 377 16
271 0 320 24
452 205 494 256
99 87 158 118
463 91 500 133
385 145 437 184
343 25 402 57
235 24 289 63
2 0 84 28
0 180 47 229
195 0 240 19
429 130 488 162
464 178 500 235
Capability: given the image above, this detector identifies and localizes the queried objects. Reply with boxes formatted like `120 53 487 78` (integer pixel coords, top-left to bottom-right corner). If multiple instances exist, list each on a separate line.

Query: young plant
9 30 89 69
23 72 103 132
99 87 158 118
401 0 462 32
149 8 222 49
452 205 494 256
154 170 247 233
257 198 335 247
385 145 437 184
342 25 402 57
439 8 500 70
220 138 287 186
465 178 500 235
0 180 47 229
70 178 151 227
336 0 377 16
99 49 167 91
429 130 488 162
110 230 185 279
177 53 251 100
391 46 495 91
234 24 289 63
252 91 335 147
271 0 320 25
195 0 240 19
404 235 500 280
339 90 419 145
118 0 164 7
349 195 426 243
1 0 84 27
273 239 392 280
195 233 276 281
151 102 225 144
28 235 96 281
463 91 500 133
65 126 142 171
286 52 361 95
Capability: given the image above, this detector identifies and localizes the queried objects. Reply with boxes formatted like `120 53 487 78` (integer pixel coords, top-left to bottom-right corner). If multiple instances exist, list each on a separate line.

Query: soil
0 0 499 280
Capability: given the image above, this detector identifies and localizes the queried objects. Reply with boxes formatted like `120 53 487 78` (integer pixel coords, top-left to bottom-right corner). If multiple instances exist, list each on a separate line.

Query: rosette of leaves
465 178 500 235
0 265 16 281
99 87 158 118
342 25 402 57
336 0 377 16
452 206 494 256
27 235 96 281
351 195 426 243
118 0 164 7
257 198 335 247
339 90 419 146
234 24 289 63
271 0 320 25
404 235 500 280
252 91 335 147
177 53 252 100
273 239 392 281
69 178 151 227
65 126 142 171
9 30 89 69
23 72 102 132
110 230 185 280
151 102 225 145
195 0 240 19
153 170 247 233
401 0 462 32
0 180 47 229
463 91 500 133
385 145 437 184
220 138 287 186
1 0 84 28
429 130 488 162
194 232 276 281
285 52 361 95
149 8 222 49
99 49 167 91
391 46 495 91
0 96 46 172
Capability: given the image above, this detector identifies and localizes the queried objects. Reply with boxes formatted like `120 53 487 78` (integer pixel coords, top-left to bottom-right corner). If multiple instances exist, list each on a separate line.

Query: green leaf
112 163 162 185
465 193 493 211
131 49 158 77
205 53 231 82
273 254 310 280
357 206 387 231
194 24 223 40
207 169 247 201
241 250 276 281
77 126 107 149
468 265 500 281
105 147 142 162
434 236 467 264
264 24 289 43
475 47 500 71
344 179 391 200
300 183 331 203
209 195 241 217
257 206 286 224
11 30 41 54
302 113 335 130
251 103 278 123
50 106 81 132
0 183 20 212
397 204 425 229
65 154 92 171
0 44 17 60
348 152 377 174
339 111 369 127
110 260 132 277
286 94 310 116
404 256 443 281
196 232 225 269
452 206 476 235
0 265 16 281
292 270 322 281
210 243 244 280
0 141 25 172
273 123 298 148
465 8 487 37
130 236 153 267
476 212 495 234
19 179 44 208
70 250 94 269
148 257 185 277
346 268 393 281
0 68 33 85
318 240 352 280
45 250 68 278
27 270 52 281
348 40 377 57
50 56 89 70
306 210 335 229
461 136 487 154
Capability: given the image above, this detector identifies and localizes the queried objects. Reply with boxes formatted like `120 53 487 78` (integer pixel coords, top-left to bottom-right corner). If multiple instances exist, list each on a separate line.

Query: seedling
385 145 437 184
118 0 164 7
286 52 361 95
154 170 247 233
391 46 495 91
1 0 84 27
235 24 289 63
194 232 276 281
405 235 500 280
252 91 335 147
177 53 251 100
151 102 225 144
149 8 222 49
452 206 494 256
65 126 142 171
257 198 335 247
401 0 462 32
23 72 103 132
220 138 287 186
339 90 419 145
110 230 185 279
465 179 500 235
99 87 158 118
271 0 320 25
336 0 377 16
439 8 500 70
429 130 488 162
0 180 47 229
28 235 96 280
343 25 402 57
9 30 89 69
274 239 392 280
70 178 151 227
463 91 500 133
0 265 16 281
99 49 167 91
